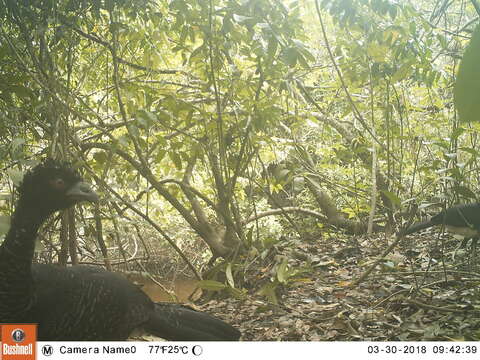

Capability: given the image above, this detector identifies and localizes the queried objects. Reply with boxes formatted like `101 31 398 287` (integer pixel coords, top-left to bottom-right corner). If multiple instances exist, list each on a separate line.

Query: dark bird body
400 203 480 240
0 159 240 341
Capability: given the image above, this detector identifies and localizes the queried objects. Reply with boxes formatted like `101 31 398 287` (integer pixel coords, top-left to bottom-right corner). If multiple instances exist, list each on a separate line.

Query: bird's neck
0 201 48 320
2 201 48 261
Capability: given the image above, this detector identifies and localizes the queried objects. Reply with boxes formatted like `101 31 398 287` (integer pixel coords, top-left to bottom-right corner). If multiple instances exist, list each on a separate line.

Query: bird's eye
50 178 66 190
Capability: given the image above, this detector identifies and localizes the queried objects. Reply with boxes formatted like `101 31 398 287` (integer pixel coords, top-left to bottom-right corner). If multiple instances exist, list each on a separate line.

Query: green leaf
137 109 158 125
127 124 140 138
459 147 479 157
282 47 298 66
451 127 465 140
7 169 24 186
10 85 31 99
35 238 45 252
156 149 167 162
380 190 401 207
0 216 10 236
225 263 235 288
197 280 226 291
454 24 480 122
169 152 183 170
118 135 130 147
245 227 254 247
257 282 278 305
93 151 108 165
453 185 476 199
11 137 25 154
266 36 278 65
367 43 388 62
409 21 417 35
388 5 397 19
437 33 447 50
277 258 289 283
232 14 252 24
189 43 205 65
391 61 414 82
0 44 9 59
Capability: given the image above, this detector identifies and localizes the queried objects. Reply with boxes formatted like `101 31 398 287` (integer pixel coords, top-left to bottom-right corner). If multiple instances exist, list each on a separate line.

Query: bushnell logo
1 324 36 360
11 329 25 343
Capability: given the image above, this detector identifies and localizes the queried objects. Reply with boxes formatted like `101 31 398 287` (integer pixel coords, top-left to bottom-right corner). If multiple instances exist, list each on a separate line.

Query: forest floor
200 230 480 341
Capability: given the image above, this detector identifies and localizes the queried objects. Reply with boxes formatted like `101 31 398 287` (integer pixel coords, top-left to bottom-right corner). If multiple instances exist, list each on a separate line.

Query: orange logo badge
1 324 36 360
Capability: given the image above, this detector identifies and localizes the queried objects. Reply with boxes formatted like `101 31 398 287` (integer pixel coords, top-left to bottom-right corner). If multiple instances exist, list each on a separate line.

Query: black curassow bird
0 159 240 341
400 203 480 247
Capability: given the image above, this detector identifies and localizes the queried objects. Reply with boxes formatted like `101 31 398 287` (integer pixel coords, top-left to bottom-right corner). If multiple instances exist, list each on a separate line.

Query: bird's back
30 264 153 340
430 202 480 228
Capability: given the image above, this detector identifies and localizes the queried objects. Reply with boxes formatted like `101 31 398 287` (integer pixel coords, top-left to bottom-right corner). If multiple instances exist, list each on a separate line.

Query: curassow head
17 158 98 216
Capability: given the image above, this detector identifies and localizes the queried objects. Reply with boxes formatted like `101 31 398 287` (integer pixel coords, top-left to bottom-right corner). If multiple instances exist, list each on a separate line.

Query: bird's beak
66 182 99 203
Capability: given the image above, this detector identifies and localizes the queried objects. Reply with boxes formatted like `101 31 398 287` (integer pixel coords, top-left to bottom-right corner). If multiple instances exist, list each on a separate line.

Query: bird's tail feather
144 302 241 341
399 220 434 236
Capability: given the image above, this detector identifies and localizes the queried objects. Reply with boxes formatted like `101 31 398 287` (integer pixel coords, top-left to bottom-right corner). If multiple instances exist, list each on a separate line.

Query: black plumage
400 203 480 244
0 159 240 341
